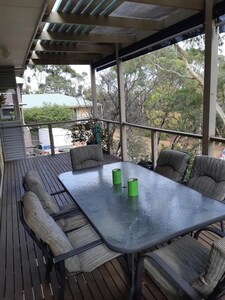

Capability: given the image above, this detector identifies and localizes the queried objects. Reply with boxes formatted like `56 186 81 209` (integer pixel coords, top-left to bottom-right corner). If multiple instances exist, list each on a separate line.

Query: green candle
112 168 122 185
128 178 138 197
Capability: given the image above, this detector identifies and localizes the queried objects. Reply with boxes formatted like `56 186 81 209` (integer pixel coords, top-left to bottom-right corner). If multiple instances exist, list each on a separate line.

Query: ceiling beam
34 43 113 54
30 57 93 65
39 31 136 44
30 52 101 60
45 0 58 15
124 0 204 10
43 12 164 31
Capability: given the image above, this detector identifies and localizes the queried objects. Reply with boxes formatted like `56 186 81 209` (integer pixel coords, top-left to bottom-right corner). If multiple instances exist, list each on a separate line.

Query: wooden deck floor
0 153 222 300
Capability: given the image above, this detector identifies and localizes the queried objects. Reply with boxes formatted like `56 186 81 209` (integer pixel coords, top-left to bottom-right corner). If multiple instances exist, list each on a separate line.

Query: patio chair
134 227 225 300
19 191 121 300
70 144 104 170
186 155 225 231
154 150 190 182
187 155 225 200
23 169 88 231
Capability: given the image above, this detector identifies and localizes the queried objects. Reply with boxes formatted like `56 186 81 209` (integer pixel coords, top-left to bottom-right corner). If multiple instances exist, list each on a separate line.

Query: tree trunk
175 43 225 126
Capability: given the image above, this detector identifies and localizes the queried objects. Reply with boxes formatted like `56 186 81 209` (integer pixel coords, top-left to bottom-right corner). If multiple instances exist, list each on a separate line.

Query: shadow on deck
0 152 221 300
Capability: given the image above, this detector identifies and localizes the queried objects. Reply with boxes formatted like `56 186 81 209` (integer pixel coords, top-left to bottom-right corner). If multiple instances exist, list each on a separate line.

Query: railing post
116 46 127 161
202 0 218 155
151 130 158 167
106 122 111 154
48 124 55 156
91 66 98 119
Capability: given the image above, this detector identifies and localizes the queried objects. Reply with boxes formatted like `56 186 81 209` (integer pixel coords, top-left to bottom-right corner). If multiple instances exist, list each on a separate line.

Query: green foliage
70 121 109 152
144 46 203 139
24 104 74 124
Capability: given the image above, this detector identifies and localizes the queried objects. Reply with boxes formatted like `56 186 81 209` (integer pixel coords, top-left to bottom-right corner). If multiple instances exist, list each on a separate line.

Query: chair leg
57 261 66 300
220 220 224 232
45 257 53 282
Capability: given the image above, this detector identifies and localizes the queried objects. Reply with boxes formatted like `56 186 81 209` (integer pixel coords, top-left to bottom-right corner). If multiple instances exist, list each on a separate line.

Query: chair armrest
179 180 187 185
50 207 80 220
194 227 225 239
50 189 67 196
142 252 202 300
53 239 103 263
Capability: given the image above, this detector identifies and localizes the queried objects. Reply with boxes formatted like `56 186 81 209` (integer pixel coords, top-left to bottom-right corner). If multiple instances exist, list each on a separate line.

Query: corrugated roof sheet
1 1 225 73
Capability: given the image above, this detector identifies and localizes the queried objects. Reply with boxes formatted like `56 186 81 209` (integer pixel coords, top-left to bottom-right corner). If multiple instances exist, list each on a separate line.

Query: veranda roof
1 0 225 76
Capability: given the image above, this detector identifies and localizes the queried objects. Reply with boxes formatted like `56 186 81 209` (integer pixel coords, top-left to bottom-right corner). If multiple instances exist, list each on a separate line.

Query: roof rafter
39 31 136 44
43 12 164 31
30 57 95 65
34 43 113 54
124 0 204 11
30 52 101 61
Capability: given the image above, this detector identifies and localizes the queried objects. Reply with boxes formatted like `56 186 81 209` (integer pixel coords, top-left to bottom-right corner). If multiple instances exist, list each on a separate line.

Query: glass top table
58 161 225 253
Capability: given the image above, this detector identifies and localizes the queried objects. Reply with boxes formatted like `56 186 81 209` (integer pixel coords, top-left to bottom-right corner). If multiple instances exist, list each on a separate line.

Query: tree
23 65 88 97
97 55 157 157
23 104 74 124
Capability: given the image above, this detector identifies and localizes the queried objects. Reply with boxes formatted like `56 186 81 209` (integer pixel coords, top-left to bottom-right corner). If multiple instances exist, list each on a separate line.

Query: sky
71 64 90 75
23 64 91 92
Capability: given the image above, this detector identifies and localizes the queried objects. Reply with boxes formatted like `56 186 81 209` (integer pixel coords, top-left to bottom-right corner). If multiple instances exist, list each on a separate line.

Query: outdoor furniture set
19 145 225 300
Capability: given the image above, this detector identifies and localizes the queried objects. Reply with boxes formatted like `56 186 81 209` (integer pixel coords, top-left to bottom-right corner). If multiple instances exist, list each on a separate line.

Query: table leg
128 253 135 300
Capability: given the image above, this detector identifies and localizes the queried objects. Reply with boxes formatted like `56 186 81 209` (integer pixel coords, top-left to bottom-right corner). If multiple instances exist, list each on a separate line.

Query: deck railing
1 117 225 164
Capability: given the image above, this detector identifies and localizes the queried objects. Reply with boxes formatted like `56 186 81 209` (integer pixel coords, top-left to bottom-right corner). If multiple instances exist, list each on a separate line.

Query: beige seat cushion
144 235 209 299
192 237 225 297
67 224 121 272
23 191 80 273
23 192 120 275
24 170 89 231
23 170 59 214
63 212 88 232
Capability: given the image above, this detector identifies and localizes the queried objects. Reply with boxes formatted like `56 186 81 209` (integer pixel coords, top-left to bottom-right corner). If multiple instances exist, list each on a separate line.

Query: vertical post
48 124 55 156
202 0 218 155
106 122 111 154
116 45 127 161
91 66 101 145
12 88 20 120
151 130 158 167
90 66 98 119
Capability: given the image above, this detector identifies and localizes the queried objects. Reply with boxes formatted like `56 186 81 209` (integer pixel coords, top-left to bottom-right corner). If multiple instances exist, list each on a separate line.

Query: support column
116 46 128 161
151 130 158 167
90 66 98 119
202 0 218 155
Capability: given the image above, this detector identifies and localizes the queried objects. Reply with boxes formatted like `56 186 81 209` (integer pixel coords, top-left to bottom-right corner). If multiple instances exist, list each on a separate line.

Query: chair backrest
154 149 190 182
187 155 225 200
70 144 104 170
23 169 59 214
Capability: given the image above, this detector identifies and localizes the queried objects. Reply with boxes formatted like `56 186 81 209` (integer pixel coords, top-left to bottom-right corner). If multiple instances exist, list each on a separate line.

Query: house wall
76 107 91 119
0 83 26 161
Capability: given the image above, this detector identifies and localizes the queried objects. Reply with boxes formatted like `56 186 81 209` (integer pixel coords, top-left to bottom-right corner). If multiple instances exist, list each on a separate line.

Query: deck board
0 152 223 300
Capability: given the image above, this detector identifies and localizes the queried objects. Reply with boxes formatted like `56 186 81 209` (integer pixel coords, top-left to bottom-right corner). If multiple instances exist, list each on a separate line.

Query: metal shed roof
1 0 225 75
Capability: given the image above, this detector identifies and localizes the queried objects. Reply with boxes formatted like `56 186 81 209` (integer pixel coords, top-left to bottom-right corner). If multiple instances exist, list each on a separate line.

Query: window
1 107 15 120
